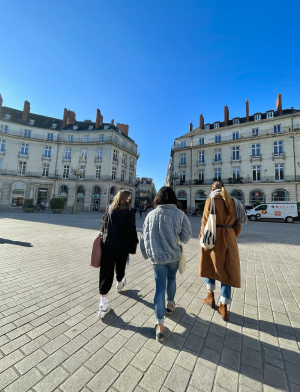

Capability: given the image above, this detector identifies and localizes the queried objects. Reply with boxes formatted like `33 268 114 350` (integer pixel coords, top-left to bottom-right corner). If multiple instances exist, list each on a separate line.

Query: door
37 188 48 205
254 204 268 219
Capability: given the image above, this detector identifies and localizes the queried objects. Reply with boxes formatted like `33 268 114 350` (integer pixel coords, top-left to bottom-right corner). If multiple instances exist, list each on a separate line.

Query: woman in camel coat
199 181 243 321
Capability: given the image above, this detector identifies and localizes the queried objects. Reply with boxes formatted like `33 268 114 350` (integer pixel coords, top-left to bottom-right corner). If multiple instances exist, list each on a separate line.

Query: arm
198 199 211 239
234 222 242 238
139 215 149 259
179 213 192 244
128 209 139 245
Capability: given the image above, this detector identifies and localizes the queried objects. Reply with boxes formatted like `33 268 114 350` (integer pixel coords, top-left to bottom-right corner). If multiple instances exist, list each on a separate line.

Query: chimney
0 94 3 113
22 100 30 121
276 93 282 115
189 122 193 132
116 123 129 136
199 114 204 129
111 119 114 125
95 109 103 128
67 110 76 124
62 108 68 128
224 105 229 126
246 99 249 122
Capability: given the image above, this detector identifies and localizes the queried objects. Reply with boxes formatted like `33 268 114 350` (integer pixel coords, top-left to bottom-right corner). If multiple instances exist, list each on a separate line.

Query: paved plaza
1 212 300 392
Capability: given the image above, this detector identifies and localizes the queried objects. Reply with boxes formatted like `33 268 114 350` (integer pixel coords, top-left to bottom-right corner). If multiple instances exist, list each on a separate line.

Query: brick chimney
276 93 282 115
0 93 3 113
22 100 30 121
224 105 229 126
116 123 129 136
246 99 249 122
111 119 114 125
67 110 76 124
199 114 204 129
62 108 68 128
189 122 193 132
95 109 103 128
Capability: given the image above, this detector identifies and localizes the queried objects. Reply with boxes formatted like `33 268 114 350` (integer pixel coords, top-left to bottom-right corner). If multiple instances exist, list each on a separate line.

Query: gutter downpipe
54 130 61 197
190 147 192 209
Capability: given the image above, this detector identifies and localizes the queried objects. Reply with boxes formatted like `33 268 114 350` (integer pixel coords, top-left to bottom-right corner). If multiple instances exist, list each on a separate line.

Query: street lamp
71 167 85 214
169 171 181 190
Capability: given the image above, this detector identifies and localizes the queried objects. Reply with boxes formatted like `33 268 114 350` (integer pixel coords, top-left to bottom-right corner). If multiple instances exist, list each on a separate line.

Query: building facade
166 94 300 210
0 95 139 211
135 177 157 207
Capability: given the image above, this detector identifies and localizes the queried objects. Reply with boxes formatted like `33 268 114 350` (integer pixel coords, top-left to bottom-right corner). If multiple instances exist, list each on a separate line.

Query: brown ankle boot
218 304 229 321
204 291 215 309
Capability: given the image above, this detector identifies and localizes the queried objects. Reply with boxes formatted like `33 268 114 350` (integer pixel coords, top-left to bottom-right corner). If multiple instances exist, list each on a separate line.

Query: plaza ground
0 211 300 392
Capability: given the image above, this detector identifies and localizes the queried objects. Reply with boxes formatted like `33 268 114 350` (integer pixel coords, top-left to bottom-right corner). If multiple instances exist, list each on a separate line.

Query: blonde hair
110 190 131 211
211 181 233 215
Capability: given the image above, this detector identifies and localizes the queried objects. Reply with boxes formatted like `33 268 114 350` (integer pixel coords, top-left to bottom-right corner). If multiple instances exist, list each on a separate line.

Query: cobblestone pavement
1 212 300 392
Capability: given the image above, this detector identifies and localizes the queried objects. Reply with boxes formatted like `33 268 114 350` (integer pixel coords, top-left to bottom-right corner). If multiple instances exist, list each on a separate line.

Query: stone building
166 93 300 210
0 94 139 211
135 177 157 207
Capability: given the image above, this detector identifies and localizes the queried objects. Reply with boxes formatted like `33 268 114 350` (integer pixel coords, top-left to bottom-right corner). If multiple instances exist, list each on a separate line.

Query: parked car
246 202 299 223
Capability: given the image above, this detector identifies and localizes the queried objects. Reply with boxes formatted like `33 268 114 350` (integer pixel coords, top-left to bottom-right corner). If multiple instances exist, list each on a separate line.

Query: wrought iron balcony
42 154 51 161
18 152 29 159
94 156 102 163
250 154 262 162
272 152 286 160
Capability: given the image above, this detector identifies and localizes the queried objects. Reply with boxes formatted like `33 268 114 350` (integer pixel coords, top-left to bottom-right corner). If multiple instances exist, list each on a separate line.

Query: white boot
116 278 126 293
98 297 111 319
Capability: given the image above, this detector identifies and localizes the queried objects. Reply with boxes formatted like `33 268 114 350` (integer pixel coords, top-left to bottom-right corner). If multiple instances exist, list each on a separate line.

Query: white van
246 202 300 223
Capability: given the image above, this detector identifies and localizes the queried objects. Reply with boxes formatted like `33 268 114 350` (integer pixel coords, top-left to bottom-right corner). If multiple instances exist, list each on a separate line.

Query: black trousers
99 253 127 295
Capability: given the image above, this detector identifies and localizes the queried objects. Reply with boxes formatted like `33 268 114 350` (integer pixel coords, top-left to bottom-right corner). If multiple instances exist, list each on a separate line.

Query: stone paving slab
0 212 300 392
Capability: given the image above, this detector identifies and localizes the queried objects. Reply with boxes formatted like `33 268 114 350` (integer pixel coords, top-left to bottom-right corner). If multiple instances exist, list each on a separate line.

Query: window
81 148 87 160
122 154 126 166
252 129 259 136
199 138 204 145
130 158 134 169
252 144 260 157
130 145 134 152
44 146 51 158
29 119 35 125
254 114 261 121
233 132 239 140
267 111 274 118
232 167 240 180
231 190 244 203
180 171 186 183
77 185 85 195
83 135 89 142
253 165 261 181
89 125 93 130
122 141 126 148
250 190 265 204
129 172 133 184
114 136 118 143
198 151 205 164
5 114 11 120
73 125 78 130
20 143 29 156
180 153 186 166
18 161 26 175
42 164 49 177
0 139 5 152
214 123 220 129
198 169 204 181
52 123 57 129
112 166 117 181
113 149 118 163
64 148 71 160
63 165 70 179
181 141 186 148
215 135 221 143
99 134 104 142
95 166 101 179
214 168 221 180
67 135 73 142
205 124 210 131
47 133 53 141
24 129 31 138
4 125 8 134
274 141 283 156
272 189 289 201
104 125 110 130
274 125 281 133
96 148 102 161
79 166 86 179
121 170 125 183
233 119 239 125
232 146 240 161
275 164 284 180
214 149 221 163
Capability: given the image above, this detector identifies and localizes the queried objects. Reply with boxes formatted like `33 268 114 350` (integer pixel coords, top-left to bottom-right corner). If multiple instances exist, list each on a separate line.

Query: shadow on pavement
0 238 33 247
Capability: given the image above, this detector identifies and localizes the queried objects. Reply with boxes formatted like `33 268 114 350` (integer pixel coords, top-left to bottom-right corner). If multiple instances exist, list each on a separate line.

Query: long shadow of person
0 238 33 247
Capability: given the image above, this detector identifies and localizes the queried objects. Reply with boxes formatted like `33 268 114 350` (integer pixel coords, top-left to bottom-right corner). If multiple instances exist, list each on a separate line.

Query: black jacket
102 208 139 255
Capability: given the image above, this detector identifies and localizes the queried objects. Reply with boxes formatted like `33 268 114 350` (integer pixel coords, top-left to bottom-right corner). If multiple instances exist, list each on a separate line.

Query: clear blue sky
1 0 300 189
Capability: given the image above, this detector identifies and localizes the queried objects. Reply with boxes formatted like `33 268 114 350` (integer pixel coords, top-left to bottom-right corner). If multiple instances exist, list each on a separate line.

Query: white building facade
0 96 139 211
167 94 300 210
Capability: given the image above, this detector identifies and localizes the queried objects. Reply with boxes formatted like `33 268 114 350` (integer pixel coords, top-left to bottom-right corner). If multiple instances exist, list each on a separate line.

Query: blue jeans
153 262 179 324
206 278 231 305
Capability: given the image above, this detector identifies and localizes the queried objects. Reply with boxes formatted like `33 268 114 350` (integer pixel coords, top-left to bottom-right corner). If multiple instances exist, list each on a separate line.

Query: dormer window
104 125 109 130
204 124 210 131
214 123 220 129
267 111 274 118
233 118 239 125
89 125 93 130
52 123 57 129
254 114 261 121
5 114 11 120
73 125 78 130
29 119 35 125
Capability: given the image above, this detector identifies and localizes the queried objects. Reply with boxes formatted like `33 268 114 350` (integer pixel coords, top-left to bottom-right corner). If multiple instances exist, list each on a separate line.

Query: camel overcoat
199 195 242 288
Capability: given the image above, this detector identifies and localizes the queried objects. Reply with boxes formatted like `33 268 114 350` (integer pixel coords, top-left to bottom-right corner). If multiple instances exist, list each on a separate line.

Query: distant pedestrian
143 204 147 218
139 205 143 218
199 181 247 321
98 190 139 319
140 186 192 342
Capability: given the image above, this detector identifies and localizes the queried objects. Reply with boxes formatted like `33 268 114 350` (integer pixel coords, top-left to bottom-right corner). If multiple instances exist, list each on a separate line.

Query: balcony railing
42 154 51 161
0 149 6 155
112 158 119 165
272 152 286 160
94 156 102 163
250 154 262 162
18 152 29 158
197 160 205 166
230 157 241 164
213 158 222 165
79 156 87 163
62 156 71 162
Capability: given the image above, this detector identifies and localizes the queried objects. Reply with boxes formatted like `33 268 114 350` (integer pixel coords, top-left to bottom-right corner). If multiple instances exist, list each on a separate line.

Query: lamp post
71 167 85 214
169 171 180 191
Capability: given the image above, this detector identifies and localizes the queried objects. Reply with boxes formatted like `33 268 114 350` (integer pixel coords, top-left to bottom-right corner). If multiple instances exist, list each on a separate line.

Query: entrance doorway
195 190 207 209
11 191 24 207
58 185 68 210
177 190 187 210
37 188 48 206
76 185 85 211
91 186 101 211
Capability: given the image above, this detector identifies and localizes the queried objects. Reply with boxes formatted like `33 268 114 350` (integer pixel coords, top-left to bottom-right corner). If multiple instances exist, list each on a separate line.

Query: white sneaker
116 278 126 293
98 304 111 319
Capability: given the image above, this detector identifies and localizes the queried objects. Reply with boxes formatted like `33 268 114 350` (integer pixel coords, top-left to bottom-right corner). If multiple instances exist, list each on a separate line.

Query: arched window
77 185 85 195
250 190 265 204
272 189 289 201
195 190 207 201
231 189 244 203
92 186 101 196
58 185 68 196
110 187 116 196
177 190 187 200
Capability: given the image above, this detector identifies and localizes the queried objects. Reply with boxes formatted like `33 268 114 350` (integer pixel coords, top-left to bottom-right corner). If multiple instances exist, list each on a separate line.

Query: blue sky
1 0 300 189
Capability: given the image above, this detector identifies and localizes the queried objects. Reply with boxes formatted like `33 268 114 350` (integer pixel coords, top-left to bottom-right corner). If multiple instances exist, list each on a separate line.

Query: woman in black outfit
98 190 138 318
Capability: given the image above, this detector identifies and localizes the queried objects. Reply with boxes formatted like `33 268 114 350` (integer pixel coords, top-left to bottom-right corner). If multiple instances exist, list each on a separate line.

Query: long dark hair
154 186 178 208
